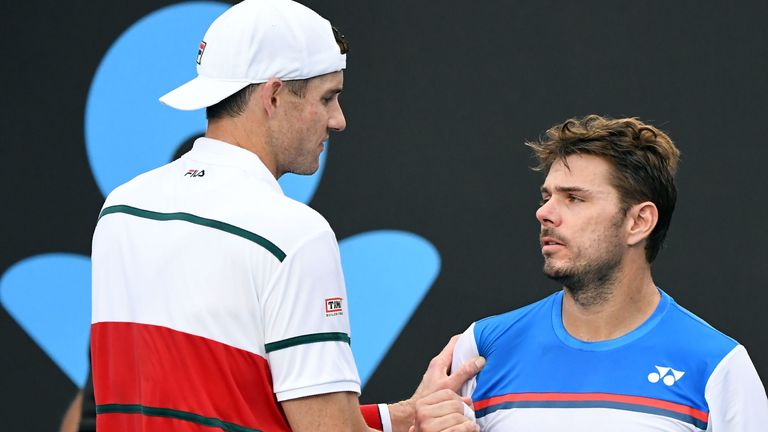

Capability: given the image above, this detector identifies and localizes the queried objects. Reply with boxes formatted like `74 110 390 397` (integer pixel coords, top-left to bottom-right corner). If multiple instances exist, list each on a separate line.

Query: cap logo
196 41 207 65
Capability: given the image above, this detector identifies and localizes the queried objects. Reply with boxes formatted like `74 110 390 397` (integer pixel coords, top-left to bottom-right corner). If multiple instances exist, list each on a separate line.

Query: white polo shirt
91 138 360 432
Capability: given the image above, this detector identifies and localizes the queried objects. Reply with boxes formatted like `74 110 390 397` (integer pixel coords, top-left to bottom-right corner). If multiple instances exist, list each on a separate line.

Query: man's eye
567 194 582 202
539 197 549 206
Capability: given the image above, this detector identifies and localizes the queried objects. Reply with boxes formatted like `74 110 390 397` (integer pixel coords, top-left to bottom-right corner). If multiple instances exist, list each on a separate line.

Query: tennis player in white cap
90 1 482 431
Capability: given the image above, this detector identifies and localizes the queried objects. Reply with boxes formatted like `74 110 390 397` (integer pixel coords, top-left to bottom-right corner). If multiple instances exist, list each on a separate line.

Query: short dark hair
205 84 258 120
526 115 680 262
206 25 349 120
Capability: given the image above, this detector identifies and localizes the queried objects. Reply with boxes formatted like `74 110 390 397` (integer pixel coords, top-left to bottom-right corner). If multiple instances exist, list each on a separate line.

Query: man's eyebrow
540 185 590 194
556 186 590 193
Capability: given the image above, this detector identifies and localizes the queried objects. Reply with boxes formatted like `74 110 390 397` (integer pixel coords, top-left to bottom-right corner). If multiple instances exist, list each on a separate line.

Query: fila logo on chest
184 169 205 178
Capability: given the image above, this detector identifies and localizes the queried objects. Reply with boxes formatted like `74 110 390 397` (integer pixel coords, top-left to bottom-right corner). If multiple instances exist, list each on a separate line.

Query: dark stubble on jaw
546 249 622 307
543 214 625 308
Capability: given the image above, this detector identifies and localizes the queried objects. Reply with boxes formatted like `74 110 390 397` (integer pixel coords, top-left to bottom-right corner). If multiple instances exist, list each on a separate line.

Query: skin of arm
283 391 377 432
59 391 83 432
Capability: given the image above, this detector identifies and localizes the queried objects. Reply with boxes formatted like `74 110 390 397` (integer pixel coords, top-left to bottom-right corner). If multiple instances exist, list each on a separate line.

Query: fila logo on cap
648 365 685 386
325 297 343 317
196 41 207 65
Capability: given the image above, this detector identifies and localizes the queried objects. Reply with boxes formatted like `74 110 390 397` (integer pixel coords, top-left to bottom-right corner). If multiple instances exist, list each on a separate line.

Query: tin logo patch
325 297 343 317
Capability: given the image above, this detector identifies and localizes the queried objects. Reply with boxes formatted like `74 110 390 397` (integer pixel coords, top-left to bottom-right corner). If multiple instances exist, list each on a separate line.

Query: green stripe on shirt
99 204 286 262
96 404 263 432
265 332 351 353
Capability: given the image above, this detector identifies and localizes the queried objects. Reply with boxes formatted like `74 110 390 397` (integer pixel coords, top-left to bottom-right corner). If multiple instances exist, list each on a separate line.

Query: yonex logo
648 365 685 386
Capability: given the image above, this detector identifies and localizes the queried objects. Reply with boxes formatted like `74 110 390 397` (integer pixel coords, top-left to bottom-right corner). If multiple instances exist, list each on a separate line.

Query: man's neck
206 119 279 178
561 262 660 342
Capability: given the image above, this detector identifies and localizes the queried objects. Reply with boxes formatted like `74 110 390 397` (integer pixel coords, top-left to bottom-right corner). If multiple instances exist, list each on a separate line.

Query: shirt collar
551 287 670 351
184 137 282 194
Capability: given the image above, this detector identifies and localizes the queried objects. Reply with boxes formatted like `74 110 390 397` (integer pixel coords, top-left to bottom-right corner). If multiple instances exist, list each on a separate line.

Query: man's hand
389 335 485 432
408 389 479 432
411 335 485 401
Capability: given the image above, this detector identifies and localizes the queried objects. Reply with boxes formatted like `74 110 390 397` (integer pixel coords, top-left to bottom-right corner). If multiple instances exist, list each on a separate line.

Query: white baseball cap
159 0 346 111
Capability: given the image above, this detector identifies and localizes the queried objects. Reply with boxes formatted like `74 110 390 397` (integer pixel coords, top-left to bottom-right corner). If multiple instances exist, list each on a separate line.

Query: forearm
283 392 370 432
386 400 416 432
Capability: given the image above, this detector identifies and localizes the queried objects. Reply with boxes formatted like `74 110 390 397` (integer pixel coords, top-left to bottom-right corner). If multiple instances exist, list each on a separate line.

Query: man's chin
285 164 320 176
543 262 576 283
543 260 568 277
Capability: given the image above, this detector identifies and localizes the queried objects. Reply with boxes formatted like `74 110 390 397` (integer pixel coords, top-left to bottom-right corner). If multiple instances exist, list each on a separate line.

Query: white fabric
263 230 350 347
462 401 476 421
92 214 277 356
705 345 768 431
454 322 478 401
160 0 346 110
93 137 360 401
379 403 392 432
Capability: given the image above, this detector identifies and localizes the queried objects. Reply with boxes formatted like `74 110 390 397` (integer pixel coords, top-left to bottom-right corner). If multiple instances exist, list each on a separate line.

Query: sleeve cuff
275 380 360 402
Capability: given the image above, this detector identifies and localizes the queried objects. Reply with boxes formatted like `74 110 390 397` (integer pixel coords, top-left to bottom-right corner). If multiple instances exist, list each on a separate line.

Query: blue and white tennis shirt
453 289 768 431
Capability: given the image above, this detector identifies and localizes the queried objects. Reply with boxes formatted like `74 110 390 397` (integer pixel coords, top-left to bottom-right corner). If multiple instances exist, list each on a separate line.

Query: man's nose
536 199 560 227
328 101 346 132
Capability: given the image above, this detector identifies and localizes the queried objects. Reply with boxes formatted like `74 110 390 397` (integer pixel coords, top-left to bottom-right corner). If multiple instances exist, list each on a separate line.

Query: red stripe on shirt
472 392 708 422
91 321 291 431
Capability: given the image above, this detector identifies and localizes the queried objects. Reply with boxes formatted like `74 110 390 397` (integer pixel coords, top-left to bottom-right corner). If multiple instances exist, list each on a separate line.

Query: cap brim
159 76 251 111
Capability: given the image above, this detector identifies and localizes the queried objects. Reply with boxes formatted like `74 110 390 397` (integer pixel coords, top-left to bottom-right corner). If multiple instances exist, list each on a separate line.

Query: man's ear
259 78 284 118
626 201 658 247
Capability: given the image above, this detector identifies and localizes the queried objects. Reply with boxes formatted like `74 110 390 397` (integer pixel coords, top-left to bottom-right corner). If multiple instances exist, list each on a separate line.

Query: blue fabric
472 289 737 426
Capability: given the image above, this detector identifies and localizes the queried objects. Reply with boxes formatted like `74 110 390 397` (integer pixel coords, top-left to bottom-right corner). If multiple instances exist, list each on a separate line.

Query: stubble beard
542 216 625 308
283 155 320 176
544 250 622 307
266 127 321 177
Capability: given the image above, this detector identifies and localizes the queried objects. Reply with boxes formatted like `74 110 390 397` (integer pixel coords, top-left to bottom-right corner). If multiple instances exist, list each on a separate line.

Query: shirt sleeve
262 229 361 401
705 344 768 431
452 323 479 400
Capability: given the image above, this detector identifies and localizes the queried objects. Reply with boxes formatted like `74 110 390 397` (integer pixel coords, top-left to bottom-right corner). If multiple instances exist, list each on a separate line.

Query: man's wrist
386 399 415 432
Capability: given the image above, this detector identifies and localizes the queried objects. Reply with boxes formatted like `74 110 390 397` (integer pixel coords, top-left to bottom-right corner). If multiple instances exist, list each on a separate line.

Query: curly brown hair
526 115 680 263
